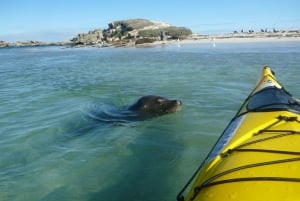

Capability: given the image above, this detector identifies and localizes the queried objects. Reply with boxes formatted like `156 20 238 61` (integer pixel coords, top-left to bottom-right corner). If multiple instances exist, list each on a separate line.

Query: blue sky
1 0 300 42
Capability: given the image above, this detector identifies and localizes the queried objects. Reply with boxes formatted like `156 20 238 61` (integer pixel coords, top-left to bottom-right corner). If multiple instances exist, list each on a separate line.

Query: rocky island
70 19 192 47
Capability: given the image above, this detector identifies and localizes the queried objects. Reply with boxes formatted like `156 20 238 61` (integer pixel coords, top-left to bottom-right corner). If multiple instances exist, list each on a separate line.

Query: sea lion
128 95 183 116
87 95 183 124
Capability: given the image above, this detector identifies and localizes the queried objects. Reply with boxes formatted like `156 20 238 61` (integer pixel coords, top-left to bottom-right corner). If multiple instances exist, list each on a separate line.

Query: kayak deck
177 67 300 201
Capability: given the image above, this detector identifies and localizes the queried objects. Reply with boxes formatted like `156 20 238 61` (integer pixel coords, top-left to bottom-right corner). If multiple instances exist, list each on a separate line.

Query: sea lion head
128 95 182 116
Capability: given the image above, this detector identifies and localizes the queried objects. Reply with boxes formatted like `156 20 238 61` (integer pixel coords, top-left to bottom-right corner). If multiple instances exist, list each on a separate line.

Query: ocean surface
1 41 300 201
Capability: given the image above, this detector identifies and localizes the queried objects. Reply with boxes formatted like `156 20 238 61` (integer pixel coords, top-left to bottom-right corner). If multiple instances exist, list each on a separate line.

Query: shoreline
132 36 300 48
1 34 300 49
1 19 299 48
153 35 300 46
185 36 300 44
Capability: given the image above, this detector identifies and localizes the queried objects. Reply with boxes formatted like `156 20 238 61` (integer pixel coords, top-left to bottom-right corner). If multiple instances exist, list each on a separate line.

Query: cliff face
71 19 192 47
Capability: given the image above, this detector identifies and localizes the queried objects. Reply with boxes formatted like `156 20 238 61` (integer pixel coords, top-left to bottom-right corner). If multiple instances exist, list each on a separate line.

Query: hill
71 18 192 47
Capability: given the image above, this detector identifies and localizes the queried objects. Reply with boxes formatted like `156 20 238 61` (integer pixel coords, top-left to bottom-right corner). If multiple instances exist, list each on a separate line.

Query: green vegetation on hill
138 26 192 39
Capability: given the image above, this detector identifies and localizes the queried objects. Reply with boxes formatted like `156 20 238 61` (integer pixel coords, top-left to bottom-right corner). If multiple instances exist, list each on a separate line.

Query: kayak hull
189 111 300 201
178 67 300 201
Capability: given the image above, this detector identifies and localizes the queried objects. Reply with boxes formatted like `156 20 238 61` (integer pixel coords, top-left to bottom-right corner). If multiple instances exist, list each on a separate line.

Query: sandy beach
184 36 300 44
152 31 300 46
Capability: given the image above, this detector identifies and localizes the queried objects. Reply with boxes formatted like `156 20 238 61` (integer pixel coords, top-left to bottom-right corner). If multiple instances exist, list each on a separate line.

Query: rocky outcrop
15 40 49 47
70 18 192 47
0 40 10 47
71 29 103 46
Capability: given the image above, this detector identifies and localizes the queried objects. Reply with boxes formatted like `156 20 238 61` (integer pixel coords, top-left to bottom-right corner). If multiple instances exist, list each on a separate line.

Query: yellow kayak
177 66 300 201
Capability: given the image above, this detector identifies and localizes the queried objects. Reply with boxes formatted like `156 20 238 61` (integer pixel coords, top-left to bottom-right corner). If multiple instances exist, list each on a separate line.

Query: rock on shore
0 40 72 48
0 40 10 47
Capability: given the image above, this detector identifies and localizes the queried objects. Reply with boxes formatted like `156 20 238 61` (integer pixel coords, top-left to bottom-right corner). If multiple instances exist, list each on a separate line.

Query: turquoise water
1 42 300 201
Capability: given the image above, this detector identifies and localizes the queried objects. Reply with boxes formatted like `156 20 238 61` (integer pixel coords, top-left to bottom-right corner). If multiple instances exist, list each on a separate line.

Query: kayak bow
177 66 300 201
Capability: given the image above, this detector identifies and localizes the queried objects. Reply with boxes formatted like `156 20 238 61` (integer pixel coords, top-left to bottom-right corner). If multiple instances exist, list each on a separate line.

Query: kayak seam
230 148 300 156
201 176 300 188
234 130 300 150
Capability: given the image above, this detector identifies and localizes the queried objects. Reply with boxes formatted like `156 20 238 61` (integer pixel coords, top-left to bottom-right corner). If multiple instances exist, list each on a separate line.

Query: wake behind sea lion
66 95 182 137
88 95 183 123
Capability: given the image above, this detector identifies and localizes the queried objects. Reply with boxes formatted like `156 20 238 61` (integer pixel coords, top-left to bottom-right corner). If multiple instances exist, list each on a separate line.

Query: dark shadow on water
49 101 184 201
83 113 184 201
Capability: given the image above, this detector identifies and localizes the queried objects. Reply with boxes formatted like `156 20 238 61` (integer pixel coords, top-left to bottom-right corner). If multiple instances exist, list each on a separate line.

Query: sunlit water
1 42 300 201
